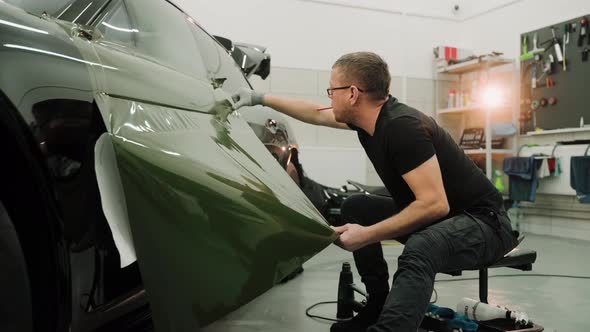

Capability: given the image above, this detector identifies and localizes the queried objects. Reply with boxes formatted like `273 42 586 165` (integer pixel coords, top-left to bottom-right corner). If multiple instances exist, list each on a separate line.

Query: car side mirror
233 42 271 80
213 35 234 52
214 35 271 80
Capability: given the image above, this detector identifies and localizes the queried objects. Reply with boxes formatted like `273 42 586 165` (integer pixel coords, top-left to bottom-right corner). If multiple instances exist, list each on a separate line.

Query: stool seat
444 247 537 276
441 247 537 304
489 247 536 270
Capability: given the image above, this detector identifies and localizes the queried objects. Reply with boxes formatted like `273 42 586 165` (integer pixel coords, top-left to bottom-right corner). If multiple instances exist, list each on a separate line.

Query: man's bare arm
232 88 349 130
368 155 450 242
263 95 349 129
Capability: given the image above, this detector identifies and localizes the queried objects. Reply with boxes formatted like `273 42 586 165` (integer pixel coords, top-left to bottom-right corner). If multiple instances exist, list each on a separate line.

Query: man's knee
340 194 395 227
340 194 368 224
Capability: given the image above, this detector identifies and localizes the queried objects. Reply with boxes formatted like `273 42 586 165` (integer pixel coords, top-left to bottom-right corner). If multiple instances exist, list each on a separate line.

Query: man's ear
349 87 359 105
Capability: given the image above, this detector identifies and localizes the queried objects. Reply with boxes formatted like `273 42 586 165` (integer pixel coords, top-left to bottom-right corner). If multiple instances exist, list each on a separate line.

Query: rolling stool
420 246 544 332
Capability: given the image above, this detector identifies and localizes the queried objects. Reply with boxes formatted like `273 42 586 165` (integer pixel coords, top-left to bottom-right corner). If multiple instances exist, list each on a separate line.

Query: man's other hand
232 87 264 110
331 224 373 252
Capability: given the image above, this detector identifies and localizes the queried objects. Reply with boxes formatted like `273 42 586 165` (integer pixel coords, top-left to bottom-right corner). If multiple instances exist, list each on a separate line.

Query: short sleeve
385 116 435 175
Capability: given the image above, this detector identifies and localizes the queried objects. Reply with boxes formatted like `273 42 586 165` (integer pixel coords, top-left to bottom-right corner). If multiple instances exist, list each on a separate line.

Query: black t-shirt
348 96 502 218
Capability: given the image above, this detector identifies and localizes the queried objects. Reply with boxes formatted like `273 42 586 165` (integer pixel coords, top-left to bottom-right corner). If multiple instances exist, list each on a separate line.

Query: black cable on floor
305 273 590 321
305 301 350 322
430 288 438 304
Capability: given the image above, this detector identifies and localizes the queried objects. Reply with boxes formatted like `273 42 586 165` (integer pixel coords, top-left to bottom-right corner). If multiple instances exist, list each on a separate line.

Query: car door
87 0 337 330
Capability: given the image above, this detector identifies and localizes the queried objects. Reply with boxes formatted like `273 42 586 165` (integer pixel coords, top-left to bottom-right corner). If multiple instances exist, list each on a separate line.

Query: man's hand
331 224 374 252
231 87 264 110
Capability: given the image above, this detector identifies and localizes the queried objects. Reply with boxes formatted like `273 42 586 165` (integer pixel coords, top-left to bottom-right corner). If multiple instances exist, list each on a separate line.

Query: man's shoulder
381 108 425 130
376 97 435 139
383 99 424 122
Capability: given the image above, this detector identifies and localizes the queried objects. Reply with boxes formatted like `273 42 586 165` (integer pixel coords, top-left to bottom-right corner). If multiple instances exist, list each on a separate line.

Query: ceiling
296 0 523 21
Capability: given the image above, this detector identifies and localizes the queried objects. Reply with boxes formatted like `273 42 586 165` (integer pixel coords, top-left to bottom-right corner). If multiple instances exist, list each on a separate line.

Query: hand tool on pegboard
545 75 555 88
579 17 589 47
536 54 554 86
520 33 545 61
550 26 564 62
563 24 571 71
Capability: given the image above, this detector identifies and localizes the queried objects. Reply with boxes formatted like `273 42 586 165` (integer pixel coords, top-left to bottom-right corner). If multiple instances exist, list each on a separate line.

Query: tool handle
580 19 588 47
554 43 563 62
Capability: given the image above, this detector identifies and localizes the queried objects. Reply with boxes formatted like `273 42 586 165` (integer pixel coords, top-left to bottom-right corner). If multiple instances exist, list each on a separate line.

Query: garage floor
202 234 590 332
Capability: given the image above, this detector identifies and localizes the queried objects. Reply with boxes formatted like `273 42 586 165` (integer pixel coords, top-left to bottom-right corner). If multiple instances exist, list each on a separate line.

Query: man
232 52 518 332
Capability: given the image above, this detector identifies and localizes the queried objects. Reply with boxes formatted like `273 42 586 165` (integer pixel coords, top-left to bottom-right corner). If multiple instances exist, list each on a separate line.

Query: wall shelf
463 148 513 155
438 106 480 114
524 126 590 136
438 104 510 115
437 57 513 74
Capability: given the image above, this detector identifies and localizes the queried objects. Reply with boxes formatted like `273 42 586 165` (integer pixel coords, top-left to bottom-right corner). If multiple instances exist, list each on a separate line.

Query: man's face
328 67 352 123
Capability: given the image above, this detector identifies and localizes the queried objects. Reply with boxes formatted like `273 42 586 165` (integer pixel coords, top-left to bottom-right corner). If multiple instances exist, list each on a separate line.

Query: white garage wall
178 0 464 78
462 0 590 59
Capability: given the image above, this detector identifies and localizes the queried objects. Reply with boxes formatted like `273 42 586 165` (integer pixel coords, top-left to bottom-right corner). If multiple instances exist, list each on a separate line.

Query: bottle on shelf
448 89 456 109
493 169 505 192
471 80 478 104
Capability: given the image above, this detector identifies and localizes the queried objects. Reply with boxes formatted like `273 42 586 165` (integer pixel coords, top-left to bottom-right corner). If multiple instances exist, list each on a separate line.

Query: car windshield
3 0 73 16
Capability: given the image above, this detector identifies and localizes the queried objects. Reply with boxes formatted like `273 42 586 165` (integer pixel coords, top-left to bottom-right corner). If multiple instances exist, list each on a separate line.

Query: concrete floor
202 234 590 332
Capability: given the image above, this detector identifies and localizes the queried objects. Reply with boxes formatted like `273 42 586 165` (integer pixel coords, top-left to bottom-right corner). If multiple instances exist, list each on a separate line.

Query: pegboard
520 15 590 134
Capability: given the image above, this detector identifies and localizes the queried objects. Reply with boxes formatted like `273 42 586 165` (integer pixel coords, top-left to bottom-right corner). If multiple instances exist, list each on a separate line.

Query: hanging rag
570 145 590 204
553 157 562 176
538 158 551 178
503 156 539 202
548 158 556 174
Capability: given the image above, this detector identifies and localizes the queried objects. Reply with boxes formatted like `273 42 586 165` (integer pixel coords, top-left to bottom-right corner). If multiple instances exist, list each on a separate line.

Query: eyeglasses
326 85 365 97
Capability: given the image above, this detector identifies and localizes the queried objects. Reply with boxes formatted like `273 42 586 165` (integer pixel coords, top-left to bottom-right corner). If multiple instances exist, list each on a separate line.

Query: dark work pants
337 194 518 332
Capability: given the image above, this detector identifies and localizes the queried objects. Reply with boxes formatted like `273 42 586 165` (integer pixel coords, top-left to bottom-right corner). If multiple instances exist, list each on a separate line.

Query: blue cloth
491 122 517 138
503 156 539 202
426 304 479 332
427 303 454 318
570 156 590 204
503 156 534 180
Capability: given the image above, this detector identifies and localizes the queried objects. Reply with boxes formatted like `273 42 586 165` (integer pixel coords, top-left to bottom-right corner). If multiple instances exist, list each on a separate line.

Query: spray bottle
457 297 531 327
